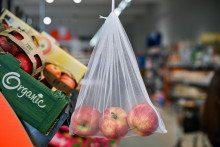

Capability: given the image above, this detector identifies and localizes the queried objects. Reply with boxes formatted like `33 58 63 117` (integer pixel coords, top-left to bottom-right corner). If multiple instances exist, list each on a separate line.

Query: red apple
0 36 7 49
99 107 128 140
11 32 24 40
15 53 33 74
33 55 42 78
40 81 51 88
0 36 19 56
0 36 7 44
71 106 100 137
34 72 40 79
2 20 8 29
3 23 8 29
34 55 41 68
45 64 61 78
41 81 46 86
61 73 76 89
127 103 158 136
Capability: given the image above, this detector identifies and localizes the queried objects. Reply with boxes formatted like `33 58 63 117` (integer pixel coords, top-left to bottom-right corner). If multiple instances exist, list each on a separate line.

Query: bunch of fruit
44 63 76 91
0 26 78 96
0 32 42 77
49 126 120 147
71 103 159 140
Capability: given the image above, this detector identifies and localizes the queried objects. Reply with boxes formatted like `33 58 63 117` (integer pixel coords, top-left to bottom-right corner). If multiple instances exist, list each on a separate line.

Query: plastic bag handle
112 0 115 12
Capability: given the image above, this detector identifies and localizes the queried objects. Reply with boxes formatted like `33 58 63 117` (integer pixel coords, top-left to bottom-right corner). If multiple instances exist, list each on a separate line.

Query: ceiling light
46 0 54 3
73 0 82 3
43 17 52 25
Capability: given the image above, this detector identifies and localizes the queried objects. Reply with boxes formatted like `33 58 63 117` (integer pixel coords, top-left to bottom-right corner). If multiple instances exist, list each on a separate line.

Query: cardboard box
43 67 75 96
0 27 45 76
0 53 70 134
37 32 87 83
0 9 39 36
21 112 68 146
0 9 87 83
200 32 220 44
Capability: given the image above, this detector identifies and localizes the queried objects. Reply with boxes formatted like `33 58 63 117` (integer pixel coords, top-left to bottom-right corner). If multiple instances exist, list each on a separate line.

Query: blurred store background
1 0 220 146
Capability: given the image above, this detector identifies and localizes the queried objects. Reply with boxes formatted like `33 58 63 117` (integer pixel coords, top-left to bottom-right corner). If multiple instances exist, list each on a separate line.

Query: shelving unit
165 42 220 147
170 92 205 106
168 64 217 71
171 80 209 88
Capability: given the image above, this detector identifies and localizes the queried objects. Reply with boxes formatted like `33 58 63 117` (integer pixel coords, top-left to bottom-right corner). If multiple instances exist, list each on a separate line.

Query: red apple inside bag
70 0 167 140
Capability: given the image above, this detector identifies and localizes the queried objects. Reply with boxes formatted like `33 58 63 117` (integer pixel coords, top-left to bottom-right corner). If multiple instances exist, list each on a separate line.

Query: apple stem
128 126 137 131
81 124 86 127
111 112 118 119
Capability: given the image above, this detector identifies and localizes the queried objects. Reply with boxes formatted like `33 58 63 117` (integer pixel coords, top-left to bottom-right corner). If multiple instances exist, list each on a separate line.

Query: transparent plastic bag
69 2 167 140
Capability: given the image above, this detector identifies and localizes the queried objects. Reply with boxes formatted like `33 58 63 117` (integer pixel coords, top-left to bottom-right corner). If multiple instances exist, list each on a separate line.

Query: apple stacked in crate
0 27 70 135
0 27 45 78
42 63 77 96
0 10 87 95
0 19 9 31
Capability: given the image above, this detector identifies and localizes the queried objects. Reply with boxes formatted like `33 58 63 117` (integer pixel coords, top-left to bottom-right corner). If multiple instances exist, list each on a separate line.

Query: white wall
127 0 220 52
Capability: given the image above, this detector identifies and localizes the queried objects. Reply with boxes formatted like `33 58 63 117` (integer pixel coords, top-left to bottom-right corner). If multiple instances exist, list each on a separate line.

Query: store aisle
118 106 211 147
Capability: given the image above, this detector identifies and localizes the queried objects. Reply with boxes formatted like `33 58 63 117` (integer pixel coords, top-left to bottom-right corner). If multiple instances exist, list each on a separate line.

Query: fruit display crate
21 109 69 147
0 91 70 147
0 53 70 135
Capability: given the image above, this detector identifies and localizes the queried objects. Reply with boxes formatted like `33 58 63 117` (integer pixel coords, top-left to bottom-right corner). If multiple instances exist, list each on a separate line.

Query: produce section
0 0 220 146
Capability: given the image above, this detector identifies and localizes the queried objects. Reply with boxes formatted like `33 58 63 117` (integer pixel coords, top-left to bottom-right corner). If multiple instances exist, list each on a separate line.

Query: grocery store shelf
168 64 217 70
170 92 205 106
171 80 210 87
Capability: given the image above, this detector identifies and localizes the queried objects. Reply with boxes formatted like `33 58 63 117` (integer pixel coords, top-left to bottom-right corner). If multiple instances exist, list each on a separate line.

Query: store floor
118 105 212 147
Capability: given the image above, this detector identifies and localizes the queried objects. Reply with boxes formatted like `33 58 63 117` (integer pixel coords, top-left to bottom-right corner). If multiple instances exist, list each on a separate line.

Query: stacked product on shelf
165 39 220 145
0 27 70 135
167 41 220 101
171 70 214 86
168 41 220 67
172 84 207 99
170 69 214 100
0 10 87 95
0 9 87 146
200 32 220 45
42 63 77 96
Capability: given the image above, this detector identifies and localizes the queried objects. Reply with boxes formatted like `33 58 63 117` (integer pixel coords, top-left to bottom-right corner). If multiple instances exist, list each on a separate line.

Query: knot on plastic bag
99 15 107 19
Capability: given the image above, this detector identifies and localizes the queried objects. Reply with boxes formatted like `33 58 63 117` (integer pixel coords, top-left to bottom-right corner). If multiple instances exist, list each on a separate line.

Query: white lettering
38 100 46 108
2 72 20 90
30 94 38 101
2 72 47 109
17 87 28 98
17 85 24 91
26 91 32 98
